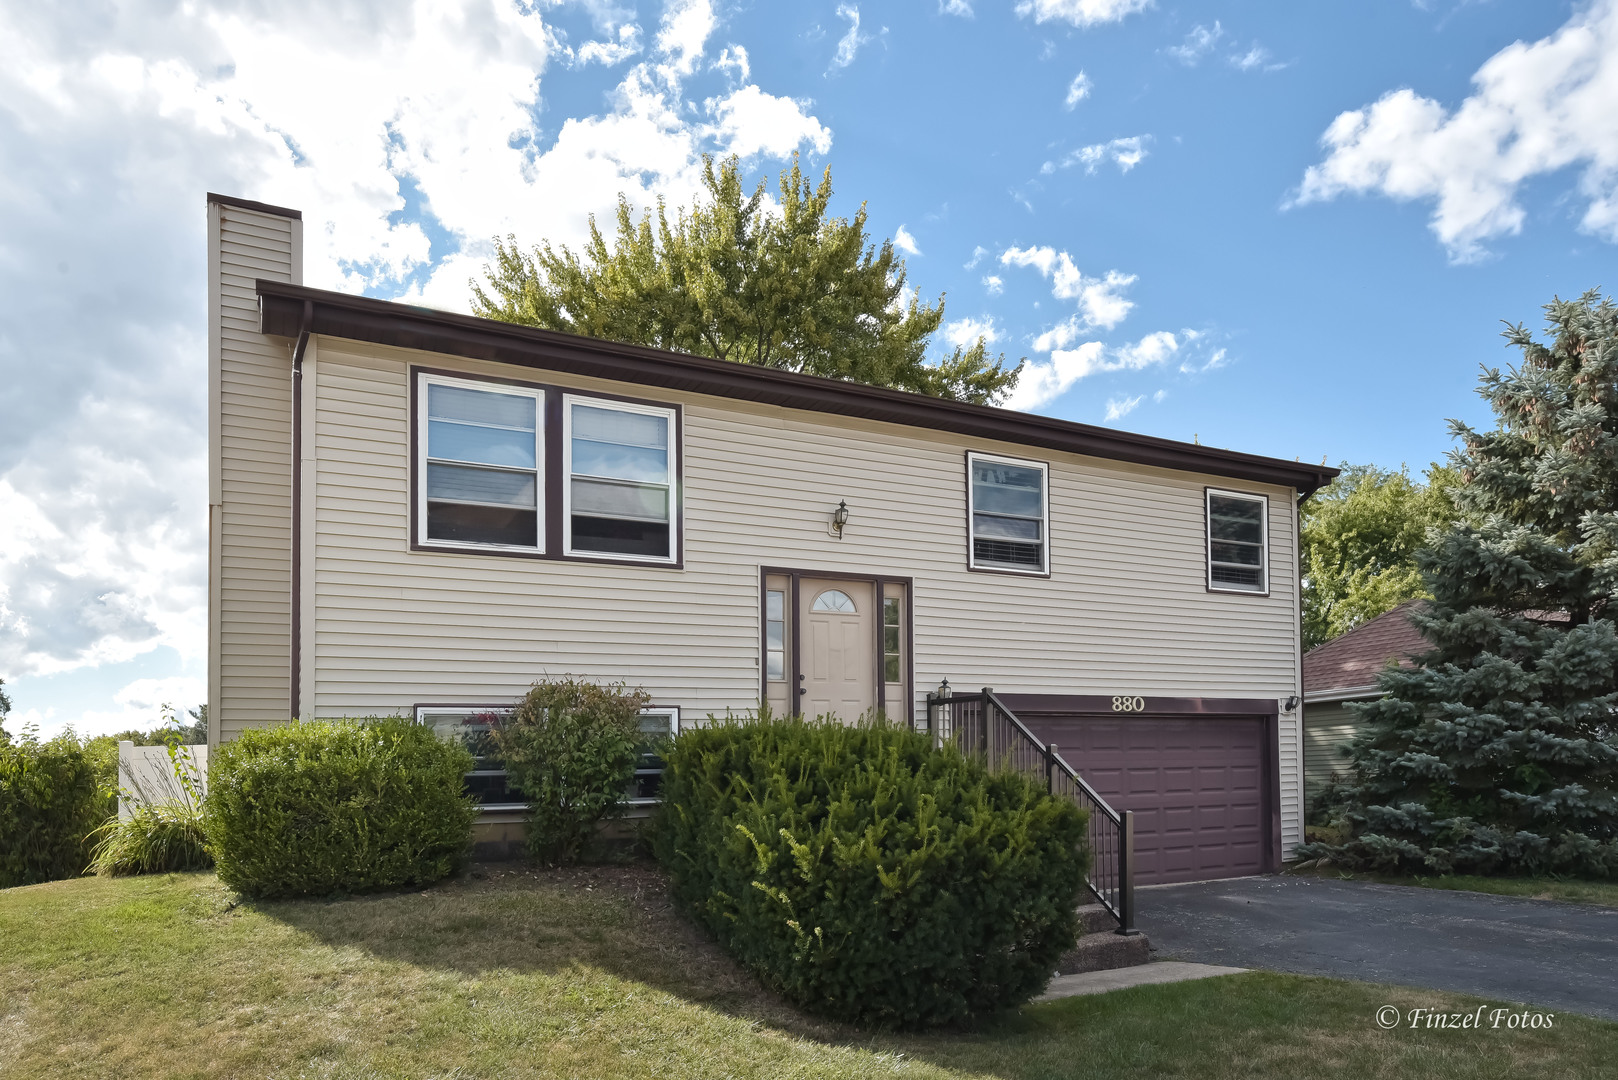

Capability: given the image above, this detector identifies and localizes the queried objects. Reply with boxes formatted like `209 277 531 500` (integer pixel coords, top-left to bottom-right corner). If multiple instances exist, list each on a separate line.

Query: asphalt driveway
1138 875 1618 1020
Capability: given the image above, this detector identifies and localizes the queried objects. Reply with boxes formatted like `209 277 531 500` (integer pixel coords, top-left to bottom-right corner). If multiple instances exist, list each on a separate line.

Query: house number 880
1111 696 1146 713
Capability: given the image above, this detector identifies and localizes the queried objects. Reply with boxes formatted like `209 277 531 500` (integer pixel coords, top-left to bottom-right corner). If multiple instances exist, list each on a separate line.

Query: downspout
289 299 312 720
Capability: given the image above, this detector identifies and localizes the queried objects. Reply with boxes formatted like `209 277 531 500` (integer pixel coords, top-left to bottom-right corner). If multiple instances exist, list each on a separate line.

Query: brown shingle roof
1303 600 1429 697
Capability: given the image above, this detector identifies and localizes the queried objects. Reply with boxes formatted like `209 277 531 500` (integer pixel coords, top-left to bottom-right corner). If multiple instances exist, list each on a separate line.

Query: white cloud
964 244 989 268
943 316 1000 347
1294 0 1618 261
1001 246 1137 329
893 225 922 256
1048 136 1150 175
1230 45 1273 72
830 4 869 70
577 24 644 67
982 274 1004 294
1015 0 1153 29
940 0 974 15
708 84 833 159
0 0 834 702
75 676 209 738
1064 71 1093 109
1006 330 1183 410
1167 21 1223 65
712 44 750 81
1104 394 1144 421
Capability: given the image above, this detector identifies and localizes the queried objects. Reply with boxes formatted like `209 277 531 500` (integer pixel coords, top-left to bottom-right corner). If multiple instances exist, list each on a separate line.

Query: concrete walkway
1036 961 1247 1002
1138 875 1618 1020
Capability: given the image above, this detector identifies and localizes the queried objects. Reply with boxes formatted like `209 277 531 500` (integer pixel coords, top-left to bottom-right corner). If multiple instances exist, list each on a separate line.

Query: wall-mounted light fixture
1283 695 1300 713
830 499 850 539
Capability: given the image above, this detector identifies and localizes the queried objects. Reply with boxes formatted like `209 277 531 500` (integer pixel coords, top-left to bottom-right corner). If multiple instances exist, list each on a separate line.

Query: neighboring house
1301 600 1427 800
205 193 1337 880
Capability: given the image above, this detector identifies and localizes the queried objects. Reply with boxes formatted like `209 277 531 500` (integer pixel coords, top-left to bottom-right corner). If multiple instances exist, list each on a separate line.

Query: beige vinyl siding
1304 699 1365 800
304 341 1307 851
208 203 299 741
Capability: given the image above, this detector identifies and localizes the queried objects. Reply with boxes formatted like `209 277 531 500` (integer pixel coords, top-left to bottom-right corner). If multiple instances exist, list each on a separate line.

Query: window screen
969 454 1048 573
1207 491 1267 592
422 378 542 549
567 399 676 560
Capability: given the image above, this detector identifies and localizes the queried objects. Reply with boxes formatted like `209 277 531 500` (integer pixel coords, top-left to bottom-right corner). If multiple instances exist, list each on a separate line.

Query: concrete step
1076 903 1120 936
1057 930 1153 974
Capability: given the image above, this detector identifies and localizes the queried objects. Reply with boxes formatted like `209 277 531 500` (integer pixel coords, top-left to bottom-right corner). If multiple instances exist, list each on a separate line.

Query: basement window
1207 489 1268 594
628 707 681 805
968 452 1050 575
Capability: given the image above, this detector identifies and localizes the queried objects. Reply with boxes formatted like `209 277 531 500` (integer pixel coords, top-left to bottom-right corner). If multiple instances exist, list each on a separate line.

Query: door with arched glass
799 578 875 720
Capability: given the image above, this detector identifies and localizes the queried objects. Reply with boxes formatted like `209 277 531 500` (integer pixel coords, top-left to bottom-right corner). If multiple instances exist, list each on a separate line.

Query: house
1301 600 1427 800
205 192 1337 880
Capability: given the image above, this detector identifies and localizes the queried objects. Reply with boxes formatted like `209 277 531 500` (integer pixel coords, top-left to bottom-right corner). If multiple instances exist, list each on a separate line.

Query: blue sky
2 0 1614 736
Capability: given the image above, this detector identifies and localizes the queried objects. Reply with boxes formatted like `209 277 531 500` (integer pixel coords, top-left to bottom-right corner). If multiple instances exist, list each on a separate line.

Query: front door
799 578 875 720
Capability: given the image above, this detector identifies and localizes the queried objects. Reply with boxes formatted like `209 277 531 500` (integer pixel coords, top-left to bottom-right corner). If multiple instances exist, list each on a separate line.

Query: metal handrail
924 688 1137 934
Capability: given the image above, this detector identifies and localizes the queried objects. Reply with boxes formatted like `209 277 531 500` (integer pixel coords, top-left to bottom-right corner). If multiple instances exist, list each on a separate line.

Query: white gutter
1303 684 1380 705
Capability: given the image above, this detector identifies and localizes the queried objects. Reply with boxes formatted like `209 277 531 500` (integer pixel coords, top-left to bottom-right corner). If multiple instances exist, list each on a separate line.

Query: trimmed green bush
0 729 107 887
654 712 1089 1028
203 718 478 898
491 678 651 864
89 803 212 876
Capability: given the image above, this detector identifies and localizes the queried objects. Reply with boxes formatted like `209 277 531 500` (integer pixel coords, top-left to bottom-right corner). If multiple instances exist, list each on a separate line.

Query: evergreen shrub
654 712 1089 1028
0 730 106 887
203 718 477 898
490 678 651 864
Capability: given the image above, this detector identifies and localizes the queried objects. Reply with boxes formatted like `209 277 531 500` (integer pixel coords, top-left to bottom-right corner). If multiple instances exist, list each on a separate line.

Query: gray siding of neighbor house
298 341 1309 853
207 201 300 743
1304 699 1364 800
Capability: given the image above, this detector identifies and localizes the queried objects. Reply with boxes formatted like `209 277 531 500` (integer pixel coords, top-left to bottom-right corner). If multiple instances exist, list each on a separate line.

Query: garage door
1012 711 1271 885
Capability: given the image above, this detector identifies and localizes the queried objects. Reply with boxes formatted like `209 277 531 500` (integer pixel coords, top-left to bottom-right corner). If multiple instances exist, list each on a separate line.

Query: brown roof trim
207 192 303 220
256 280 1339 494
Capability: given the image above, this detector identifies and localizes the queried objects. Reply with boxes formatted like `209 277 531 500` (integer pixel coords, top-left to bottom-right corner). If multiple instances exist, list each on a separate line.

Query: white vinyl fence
117 741 208 820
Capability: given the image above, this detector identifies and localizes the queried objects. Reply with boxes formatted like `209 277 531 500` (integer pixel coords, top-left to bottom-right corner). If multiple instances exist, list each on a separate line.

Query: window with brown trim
417 374 543 551
967 451 1050 574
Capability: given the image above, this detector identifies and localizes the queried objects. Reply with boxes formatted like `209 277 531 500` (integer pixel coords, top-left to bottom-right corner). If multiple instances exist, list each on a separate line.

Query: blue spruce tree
1310 291 1618 877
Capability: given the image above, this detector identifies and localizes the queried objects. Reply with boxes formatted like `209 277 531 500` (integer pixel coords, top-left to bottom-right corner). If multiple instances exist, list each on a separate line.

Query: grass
1 866 1614 1079
1289 865 1618 908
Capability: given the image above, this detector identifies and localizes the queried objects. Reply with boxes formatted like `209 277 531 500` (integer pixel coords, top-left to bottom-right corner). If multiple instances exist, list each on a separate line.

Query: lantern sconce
830 499 850 539
1283 695 1300 713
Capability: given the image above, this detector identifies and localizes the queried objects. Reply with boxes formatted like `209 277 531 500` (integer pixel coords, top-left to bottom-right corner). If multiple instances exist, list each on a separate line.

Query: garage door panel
1018 713 1270 885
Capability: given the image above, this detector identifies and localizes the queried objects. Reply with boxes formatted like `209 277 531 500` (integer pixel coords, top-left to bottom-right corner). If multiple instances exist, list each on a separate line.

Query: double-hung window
418 374 543 551
967 452 1050 574
1206 489 1268 593
564 395 678 562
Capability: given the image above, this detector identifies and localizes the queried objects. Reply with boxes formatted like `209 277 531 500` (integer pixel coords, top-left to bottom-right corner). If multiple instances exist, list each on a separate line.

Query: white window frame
966 451 1051 575
415 372 545 555
562 393 680 564
1205 488 1269 595
628 706 681 806
415 705 524 812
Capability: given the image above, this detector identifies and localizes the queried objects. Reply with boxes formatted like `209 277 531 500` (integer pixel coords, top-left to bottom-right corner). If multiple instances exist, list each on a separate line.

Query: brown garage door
1007 707 1272 885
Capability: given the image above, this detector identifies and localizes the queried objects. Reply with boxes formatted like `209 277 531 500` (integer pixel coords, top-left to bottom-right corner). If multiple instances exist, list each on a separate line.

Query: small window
968 452 1049 574
1207 489 1268 593
564 396 677 562
419 375 543 550
883 596 902 683
628 707 680 804
765 590 786 681
416 706 522 810
811 589 857 613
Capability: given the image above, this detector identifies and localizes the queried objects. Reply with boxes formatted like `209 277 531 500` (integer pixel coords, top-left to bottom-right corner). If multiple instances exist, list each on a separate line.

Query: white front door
799 579 875 721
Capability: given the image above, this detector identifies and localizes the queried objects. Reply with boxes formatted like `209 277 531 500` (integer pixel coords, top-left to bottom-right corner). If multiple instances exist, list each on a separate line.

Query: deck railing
924 687 1136 934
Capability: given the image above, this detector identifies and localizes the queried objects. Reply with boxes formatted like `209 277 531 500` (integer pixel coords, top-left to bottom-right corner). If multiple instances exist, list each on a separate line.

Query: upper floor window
419 375 543 551
967 452 1049 575
1207 489 1268 594
564 396 678 562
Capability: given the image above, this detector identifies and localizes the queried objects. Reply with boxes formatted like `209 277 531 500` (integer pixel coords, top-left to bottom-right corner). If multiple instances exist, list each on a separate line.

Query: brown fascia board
257 280 1339 495
207 192 303 220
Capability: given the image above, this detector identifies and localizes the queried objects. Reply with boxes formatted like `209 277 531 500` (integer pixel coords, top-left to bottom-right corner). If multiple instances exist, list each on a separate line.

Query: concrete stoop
1056 904 1152 975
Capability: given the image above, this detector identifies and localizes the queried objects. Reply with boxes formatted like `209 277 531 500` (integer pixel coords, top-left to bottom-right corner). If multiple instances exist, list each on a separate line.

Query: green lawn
1290 866 1618 908
2 867 1614 1079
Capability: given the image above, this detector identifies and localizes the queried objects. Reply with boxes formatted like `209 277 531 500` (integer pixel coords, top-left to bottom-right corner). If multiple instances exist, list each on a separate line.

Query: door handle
798 688 807 695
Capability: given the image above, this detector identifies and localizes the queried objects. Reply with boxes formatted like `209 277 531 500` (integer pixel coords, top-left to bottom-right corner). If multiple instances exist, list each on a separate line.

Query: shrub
203 717 477 898
491 678 651 864
0 729 107 887
89 803 212 876
654 711 1089 1028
